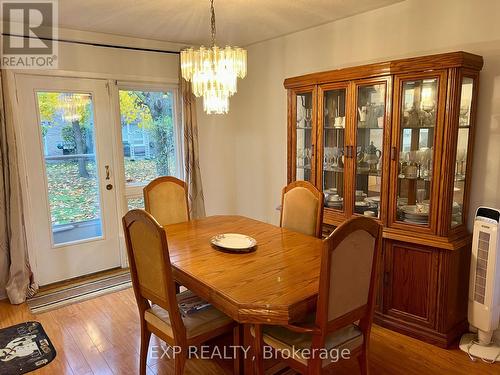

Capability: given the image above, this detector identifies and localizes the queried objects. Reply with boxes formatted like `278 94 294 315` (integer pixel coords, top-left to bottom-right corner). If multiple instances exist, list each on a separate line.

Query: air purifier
460 207 500 362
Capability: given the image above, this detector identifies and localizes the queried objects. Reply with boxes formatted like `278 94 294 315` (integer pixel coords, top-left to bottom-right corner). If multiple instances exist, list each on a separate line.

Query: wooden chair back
143 176 190 226
122 209 186 341
280 181 324 238
315 216 382 341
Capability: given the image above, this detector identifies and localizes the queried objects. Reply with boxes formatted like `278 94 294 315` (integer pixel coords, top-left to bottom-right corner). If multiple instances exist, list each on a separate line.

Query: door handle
106 184 113 190
347 145 354 158
105 165 110 180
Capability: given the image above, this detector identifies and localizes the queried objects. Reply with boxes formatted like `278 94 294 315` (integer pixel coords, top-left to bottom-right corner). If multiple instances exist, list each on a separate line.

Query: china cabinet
285 51 483 347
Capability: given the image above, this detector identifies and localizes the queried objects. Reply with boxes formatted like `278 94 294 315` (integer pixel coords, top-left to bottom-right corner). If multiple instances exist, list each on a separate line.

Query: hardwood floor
1 288 498 374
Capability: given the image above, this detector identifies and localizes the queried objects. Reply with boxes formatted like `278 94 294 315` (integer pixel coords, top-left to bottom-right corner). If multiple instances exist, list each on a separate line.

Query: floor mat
0 321 56 374
27 271 131 314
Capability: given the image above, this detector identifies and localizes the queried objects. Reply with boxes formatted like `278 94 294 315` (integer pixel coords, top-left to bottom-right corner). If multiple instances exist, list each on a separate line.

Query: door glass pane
397 78 438 225
127 196 145 210
355 84 385 218
452 77 474 227
295 92 313 182
119 90 177 185
37 92 102 245
323 88 346 211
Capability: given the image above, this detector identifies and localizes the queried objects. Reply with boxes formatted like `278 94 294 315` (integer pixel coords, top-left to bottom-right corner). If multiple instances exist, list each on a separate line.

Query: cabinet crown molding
284 51 483 89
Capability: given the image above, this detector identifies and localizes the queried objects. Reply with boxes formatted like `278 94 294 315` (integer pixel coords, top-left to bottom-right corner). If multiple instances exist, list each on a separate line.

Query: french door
16 75 121 285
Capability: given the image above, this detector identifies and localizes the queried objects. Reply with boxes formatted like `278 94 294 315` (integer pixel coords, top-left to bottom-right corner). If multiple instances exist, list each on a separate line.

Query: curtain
0 71 38 304
180 76 206 219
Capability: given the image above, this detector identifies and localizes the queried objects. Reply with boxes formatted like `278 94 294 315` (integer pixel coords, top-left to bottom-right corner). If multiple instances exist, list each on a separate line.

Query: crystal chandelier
60 93 90 122
180 0 247 114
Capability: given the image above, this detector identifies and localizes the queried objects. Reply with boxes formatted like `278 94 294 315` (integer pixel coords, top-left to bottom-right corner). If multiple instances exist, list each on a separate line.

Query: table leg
252 324 265 375
243 324 255 375
233 324 244 375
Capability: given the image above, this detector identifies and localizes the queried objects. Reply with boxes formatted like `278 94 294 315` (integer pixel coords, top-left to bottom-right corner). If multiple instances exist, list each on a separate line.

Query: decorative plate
326 201 343 208
401 204 429 216
210 233 257 252
355 201 370 207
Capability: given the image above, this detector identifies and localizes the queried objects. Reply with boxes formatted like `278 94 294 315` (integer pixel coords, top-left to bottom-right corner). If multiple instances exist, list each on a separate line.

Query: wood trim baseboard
374 312 468 348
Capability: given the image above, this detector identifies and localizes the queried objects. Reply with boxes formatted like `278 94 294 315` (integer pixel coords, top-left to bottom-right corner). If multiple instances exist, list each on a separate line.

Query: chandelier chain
210 0 216 46
180 0 247 114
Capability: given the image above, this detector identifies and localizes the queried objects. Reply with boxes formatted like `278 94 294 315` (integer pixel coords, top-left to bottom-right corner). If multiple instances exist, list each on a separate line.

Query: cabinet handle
349 145 354 158
391 147 397 161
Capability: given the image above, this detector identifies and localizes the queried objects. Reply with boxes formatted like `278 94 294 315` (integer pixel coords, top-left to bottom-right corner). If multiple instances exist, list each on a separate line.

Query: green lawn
124 158 160 184
46 160 100 225
46 158 159 225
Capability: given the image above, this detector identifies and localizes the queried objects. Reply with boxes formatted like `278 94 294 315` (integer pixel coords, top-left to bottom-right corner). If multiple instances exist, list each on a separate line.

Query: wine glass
324 148 332 170
398 151 408 178
304 148 312 167
459 105 470 126
297 148 304 167
296 99 305 126
332 147 341 169
304 108 312 128
456 148 466 178
421 101 435 126
407 151 418 178
417 147 430 179
416 188 426 204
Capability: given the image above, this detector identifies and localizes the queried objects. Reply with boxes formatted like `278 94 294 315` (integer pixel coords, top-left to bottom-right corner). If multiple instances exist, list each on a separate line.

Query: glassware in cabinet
451 76 474 227
395 77 439 226
294 91 315 183
354 83 387 219
322 88 346 212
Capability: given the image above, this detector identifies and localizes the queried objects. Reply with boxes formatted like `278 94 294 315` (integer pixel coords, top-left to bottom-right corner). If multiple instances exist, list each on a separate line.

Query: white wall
212 0 500 228
197 106 237 215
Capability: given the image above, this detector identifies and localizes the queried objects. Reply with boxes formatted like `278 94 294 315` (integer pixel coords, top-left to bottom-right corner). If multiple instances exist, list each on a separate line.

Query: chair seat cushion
260 323 363 366
144 291 232 339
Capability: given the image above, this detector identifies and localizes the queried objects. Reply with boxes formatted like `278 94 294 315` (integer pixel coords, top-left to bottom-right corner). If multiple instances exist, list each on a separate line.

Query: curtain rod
1 33 181 55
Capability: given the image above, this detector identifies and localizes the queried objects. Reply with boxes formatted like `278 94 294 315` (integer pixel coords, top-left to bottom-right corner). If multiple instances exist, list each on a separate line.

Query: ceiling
14 0 403 47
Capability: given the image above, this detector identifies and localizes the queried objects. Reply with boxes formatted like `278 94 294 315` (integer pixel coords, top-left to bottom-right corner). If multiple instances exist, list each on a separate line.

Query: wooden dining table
163 215 323 372
164 215 323 325
164 216 322 374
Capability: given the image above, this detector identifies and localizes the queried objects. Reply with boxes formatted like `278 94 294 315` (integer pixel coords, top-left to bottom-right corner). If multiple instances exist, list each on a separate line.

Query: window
118 86 182 210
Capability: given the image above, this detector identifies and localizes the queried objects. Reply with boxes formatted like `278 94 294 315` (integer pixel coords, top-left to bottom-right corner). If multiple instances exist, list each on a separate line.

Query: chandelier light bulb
180 0 247 114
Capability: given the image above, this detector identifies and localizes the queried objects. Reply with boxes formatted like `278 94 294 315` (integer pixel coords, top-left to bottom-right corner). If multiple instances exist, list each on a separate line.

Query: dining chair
252 216 382 375
143 176 190 226
123 209 239 375
280 181 324 238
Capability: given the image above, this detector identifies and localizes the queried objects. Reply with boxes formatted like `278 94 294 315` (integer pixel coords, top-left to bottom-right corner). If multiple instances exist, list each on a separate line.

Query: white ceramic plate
402 204 429 216
210 233 257 252
355 201 370 207
403 218 428 225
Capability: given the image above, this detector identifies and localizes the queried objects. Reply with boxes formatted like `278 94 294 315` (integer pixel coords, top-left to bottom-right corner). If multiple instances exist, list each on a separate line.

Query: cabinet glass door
452 76 474 227
295 91 315 182
396 78 439 226
322 88 346 212
354 83 386 219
